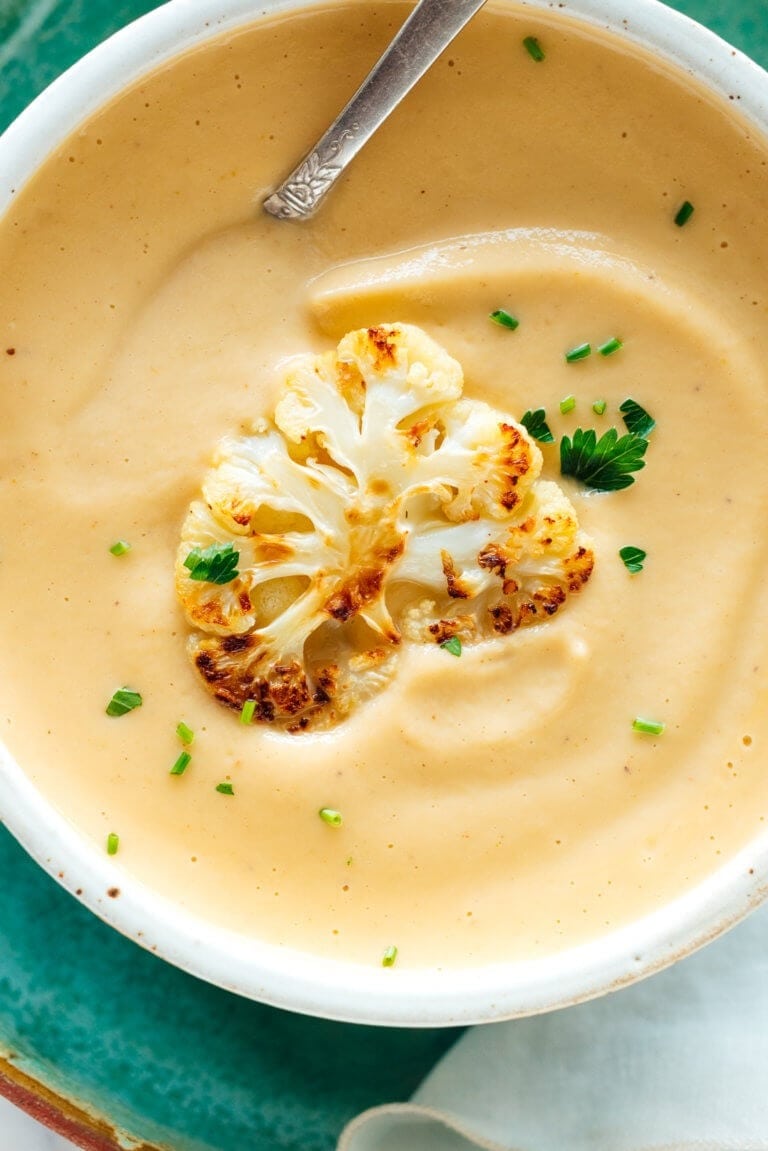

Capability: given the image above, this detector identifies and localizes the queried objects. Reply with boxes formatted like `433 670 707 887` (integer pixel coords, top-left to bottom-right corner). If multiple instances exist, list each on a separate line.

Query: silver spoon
263 0 487 221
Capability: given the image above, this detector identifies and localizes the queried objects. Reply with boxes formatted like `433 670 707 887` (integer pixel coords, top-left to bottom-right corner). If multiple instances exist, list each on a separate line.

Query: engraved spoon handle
263 0 487 220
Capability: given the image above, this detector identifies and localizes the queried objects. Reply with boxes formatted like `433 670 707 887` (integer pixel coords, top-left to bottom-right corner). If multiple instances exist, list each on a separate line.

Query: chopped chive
674 200 695 227
240 699 256 725
565 342 591 363
105 688 142 717
106 832 120 855
632 716 665 736
440 636 462 657
176 721 194 746
559 395 576 414
109 540 131 556
598 337 623 357
170 751 191 776
592 399 607 415
382 945 399 968
216 782 235 795
523 35 545 62
489 308 519 331
319 807 343 828
619 545 647 574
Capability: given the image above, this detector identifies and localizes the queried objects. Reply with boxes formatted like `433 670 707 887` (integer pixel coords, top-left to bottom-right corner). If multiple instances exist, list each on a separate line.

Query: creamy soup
2 1 768 970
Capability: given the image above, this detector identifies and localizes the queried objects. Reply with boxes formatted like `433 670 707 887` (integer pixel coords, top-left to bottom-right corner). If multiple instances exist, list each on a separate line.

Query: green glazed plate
0 1 766 1148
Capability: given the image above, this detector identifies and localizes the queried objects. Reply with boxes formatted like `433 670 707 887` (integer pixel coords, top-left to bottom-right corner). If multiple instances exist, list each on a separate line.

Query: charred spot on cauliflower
176 323 594 732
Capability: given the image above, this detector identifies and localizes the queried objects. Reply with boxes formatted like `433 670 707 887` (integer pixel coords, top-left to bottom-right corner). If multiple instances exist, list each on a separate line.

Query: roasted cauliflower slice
176 324 594 732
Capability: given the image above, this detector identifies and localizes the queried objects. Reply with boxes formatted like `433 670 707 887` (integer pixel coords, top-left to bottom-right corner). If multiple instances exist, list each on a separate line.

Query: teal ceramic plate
0 1 766 1147
0 825 458 1150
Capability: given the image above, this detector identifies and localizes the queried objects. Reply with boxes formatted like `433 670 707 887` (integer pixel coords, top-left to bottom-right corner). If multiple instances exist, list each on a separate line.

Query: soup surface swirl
1 1 768 967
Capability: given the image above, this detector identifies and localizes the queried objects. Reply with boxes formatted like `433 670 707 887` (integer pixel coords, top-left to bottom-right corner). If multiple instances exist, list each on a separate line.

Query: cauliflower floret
176 324 594 732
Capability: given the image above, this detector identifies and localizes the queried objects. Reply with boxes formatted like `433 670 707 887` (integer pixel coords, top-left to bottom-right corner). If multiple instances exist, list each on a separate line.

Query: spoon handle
263 0 487 220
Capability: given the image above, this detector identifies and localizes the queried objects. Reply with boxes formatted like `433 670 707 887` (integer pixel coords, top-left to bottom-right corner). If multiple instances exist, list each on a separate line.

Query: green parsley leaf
106 832 120 855
489 308 519 330
523 35 545 62
619 545 647 574
632 716 665 736
170 751 192 776
441 636 462 657
560 427 648 491
319 807 343 827
105 688 143 717
520 408 554 444
382 945 399 967
619 398 655 439
183 542 240 586
216 782 235 796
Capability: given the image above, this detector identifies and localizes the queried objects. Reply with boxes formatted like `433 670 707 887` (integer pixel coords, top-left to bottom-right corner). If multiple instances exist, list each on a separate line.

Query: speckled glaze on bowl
2 0 768 1041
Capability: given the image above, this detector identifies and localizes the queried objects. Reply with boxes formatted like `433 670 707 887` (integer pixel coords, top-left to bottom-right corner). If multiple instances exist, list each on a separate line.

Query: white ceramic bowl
2 0 768 1027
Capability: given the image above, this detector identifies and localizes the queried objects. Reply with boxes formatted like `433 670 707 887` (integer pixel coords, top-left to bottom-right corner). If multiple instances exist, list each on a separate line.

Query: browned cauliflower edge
176 324 594 732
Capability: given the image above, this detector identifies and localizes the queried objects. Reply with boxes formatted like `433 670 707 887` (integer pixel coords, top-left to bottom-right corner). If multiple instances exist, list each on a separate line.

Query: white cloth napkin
339 902 768 1151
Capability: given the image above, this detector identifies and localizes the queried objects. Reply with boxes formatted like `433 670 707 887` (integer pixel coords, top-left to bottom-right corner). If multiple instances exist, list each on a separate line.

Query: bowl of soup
1 0 768 1026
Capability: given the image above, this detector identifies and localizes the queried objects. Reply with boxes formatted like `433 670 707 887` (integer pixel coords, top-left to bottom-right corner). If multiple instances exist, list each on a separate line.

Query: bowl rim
2 0 768 1027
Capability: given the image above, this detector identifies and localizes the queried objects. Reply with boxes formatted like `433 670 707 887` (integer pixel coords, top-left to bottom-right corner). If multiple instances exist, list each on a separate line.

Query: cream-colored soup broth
2 2 768 968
